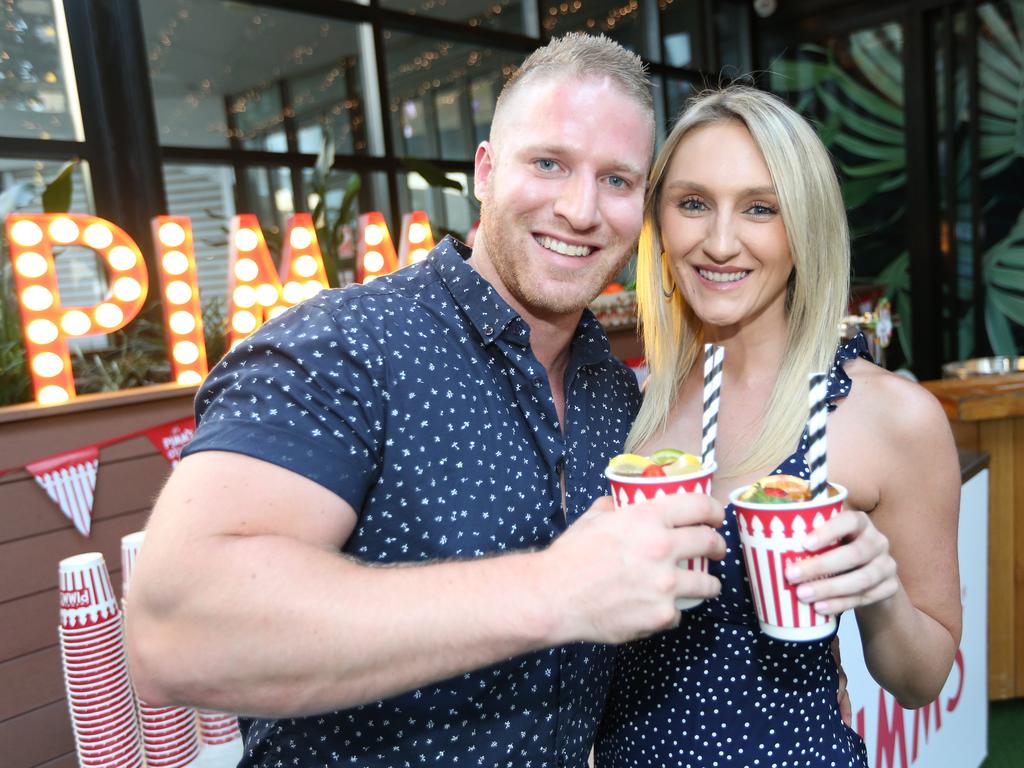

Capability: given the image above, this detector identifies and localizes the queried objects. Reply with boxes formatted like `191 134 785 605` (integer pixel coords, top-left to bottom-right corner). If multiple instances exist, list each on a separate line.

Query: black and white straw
806 372 829 500
701 343 725 467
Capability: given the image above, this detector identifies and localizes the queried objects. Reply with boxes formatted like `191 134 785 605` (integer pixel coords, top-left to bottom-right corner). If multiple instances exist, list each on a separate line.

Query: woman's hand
784 508 900 616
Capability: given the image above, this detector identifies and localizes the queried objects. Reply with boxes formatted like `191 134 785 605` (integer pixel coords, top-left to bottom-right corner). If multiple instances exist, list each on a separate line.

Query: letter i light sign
5 210 436 405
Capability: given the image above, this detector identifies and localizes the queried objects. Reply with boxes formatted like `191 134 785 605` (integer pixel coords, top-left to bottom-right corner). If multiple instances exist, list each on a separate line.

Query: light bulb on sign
293 255 318 277
32 352 64 378
108 245 138 270
48 217 79 244
364 224 384 246
234 258 259 282
20 285 54 311
158 221 187 247
166 281 193 305
233 285 257 308
27 319 59 345
83 223 114 249
177 370 203 386
289 228 313 249
15 251 47 278
112 277 143 302
95 303 124 329
408 222 428 244
364 250 385 273
282 281 305 305
173 341 200 364
61 311 91 336
38 385 70 405
169 310 197 335
162 250 189 275
232 311 257 334
235 228 259 252
10 219 43 247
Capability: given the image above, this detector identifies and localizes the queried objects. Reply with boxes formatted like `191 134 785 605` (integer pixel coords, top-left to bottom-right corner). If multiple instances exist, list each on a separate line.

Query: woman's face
658 120 794 335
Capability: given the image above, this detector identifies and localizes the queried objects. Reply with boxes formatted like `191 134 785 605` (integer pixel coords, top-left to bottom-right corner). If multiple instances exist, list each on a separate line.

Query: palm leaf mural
772 5 1024 360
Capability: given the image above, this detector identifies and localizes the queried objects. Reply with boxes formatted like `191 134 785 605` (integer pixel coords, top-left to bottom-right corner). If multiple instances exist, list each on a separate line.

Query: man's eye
607 175 628 189
536 159 558 172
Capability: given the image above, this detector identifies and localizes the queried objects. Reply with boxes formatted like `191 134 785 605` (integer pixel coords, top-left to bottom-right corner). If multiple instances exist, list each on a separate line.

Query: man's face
472 75 652 324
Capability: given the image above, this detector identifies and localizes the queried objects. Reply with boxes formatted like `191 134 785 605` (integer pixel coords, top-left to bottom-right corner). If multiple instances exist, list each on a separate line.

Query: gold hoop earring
660 253 676 299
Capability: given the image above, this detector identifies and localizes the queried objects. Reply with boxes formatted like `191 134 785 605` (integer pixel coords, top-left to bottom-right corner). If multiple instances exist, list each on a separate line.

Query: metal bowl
941 356 1024 379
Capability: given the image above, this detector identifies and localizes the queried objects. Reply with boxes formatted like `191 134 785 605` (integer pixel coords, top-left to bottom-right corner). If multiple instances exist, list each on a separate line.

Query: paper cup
606 462 716 610
198 711 240 744
120 531 145 595
731 483 847 642
59 553 119 630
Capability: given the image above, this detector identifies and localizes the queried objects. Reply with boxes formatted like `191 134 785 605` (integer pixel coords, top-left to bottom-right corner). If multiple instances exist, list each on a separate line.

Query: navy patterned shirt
183 237 641 768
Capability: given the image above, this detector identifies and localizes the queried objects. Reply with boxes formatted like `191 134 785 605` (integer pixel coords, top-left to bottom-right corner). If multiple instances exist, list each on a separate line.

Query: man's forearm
128 534 560 717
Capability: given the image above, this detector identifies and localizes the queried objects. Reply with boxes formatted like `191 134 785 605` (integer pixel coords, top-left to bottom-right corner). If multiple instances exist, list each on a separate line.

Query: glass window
378 0 536 36
659 0 706 69
397 171 476 243
540 0 646 57
662 77 696 128
142 1 376 154
384 31 522 160
0 0 83 140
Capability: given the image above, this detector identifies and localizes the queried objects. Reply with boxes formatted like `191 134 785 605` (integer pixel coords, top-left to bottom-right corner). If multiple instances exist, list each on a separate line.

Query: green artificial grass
982 699 1024 767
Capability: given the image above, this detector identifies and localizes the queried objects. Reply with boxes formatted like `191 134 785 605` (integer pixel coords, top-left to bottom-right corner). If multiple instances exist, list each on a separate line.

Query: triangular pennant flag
145 417 196 468
26 446 100 537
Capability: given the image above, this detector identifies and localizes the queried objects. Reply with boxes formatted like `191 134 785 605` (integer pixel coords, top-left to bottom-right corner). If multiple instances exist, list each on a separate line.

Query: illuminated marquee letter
151 216 207 386
227 213 328 346
356 212 397 284
6 214 148 404
397 211 435 268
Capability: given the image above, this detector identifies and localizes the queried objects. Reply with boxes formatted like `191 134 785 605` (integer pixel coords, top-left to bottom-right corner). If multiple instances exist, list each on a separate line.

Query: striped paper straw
701 343 725 467
807 372 829 500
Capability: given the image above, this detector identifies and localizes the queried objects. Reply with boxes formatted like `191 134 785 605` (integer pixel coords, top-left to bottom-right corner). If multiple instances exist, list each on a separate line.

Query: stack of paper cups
120 532 202 768
59 552 144 768
198 710 241 745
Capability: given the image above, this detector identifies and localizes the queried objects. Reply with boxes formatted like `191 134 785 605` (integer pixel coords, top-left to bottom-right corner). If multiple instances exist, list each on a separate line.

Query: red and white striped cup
606 462 717 610
59 553 119 630
731 483 847 642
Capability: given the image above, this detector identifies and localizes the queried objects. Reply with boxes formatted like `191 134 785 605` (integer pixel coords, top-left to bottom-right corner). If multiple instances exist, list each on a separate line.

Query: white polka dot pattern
595 336 873 768
183 237 642 768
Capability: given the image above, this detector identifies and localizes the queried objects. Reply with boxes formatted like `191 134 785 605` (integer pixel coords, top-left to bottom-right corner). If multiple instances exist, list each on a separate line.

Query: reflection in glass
540 0 646 57
141 1 373 154
0 0 83 140
384 33 522 160
660 0 705 69
379 0 533 35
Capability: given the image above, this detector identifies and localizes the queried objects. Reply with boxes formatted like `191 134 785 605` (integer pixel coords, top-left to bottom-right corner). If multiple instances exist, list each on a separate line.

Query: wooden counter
923 373 1024 700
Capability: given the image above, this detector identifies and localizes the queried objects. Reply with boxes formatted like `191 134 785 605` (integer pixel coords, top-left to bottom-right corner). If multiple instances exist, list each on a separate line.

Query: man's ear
474 141 494 203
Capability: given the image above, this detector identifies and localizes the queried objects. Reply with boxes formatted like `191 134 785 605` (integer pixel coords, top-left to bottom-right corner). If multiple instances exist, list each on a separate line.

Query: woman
595 87 962 766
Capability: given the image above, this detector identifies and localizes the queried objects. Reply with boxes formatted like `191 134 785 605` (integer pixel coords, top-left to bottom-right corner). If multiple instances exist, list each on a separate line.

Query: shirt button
531 377 543 389
482 324 493 336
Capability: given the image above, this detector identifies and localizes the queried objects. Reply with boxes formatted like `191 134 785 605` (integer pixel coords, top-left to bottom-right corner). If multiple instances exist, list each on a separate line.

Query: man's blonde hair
626 86 849 476
493 33 653 138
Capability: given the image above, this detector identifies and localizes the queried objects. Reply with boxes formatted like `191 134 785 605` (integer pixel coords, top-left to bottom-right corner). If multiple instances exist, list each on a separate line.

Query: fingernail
785 566 801 582
814 601 830 615
797 585 814 601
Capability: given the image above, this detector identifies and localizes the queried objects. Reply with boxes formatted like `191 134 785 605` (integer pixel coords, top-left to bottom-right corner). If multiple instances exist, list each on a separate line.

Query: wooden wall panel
0 386 194 768
0 701 75 768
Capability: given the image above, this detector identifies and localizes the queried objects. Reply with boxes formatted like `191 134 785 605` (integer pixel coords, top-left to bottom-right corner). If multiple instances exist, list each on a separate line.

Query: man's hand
541 493 726 645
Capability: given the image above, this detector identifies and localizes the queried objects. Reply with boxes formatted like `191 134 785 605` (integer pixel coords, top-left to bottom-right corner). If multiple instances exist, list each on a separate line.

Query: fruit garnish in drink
738 474 838 503
608 449 703 476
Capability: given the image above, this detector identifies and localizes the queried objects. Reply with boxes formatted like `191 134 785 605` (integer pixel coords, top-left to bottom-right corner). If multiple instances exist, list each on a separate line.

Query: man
127 33 726 768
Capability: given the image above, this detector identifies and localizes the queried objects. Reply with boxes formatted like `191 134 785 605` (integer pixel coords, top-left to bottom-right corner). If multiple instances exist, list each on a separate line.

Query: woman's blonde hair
626 86 849 476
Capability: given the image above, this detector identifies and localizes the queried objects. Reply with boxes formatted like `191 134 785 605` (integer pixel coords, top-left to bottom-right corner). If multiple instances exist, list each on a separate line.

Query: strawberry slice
641 464 666 478
764 487 788 498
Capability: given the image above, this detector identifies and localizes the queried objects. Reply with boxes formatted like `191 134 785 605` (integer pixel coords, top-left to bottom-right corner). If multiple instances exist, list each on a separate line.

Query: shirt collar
429 236 613 366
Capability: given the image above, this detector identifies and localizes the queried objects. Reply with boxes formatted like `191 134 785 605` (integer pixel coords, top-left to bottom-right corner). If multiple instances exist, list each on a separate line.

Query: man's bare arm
127 451 725 717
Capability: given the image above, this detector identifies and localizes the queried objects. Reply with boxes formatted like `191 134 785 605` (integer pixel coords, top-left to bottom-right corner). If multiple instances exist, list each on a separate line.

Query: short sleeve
181 292 387 512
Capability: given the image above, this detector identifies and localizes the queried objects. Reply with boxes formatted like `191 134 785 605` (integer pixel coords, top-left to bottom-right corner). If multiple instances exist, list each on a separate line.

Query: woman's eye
679 198 705 212
748 203 778 216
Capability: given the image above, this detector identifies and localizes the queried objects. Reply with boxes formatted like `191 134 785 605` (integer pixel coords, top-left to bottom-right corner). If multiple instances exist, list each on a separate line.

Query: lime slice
608 453 654 476
650 448 685 465
662 453 703 476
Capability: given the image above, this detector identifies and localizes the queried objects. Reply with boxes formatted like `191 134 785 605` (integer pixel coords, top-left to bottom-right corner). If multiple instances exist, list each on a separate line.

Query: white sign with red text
837 469 988 768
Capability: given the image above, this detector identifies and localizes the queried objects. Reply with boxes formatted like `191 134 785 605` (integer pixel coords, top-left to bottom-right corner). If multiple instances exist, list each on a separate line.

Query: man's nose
553 174 600 231
703 213 741 262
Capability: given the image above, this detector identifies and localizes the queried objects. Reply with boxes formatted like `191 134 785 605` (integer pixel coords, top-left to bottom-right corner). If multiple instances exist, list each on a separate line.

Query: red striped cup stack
121 532 202 768
58 552 144 768
606 462 717 610
197 710 241 746
731 484 847 642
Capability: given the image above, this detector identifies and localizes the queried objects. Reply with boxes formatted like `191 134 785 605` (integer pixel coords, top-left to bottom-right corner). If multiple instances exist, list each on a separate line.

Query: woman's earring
660 254 676 299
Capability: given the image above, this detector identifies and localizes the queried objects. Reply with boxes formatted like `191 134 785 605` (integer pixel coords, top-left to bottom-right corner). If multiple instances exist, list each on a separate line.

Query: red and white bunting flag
26 446 100 537
145 417 196 468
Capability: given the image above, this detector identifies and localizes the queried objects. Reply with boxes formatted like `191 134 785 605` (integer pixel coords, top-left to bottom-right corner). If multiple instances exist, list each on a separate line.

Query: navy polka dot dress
595 336 872 768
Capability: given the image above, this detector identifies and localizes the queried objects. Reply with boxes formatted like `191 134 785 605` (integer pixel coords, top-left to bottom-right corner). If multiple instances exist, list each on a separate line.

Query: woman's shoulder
842 359 951 442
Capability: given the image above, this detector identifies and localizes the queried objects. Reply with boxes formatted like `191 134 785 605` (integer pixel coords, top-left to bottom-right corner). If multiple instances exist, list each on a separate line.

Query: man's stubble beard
478 197 634 318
